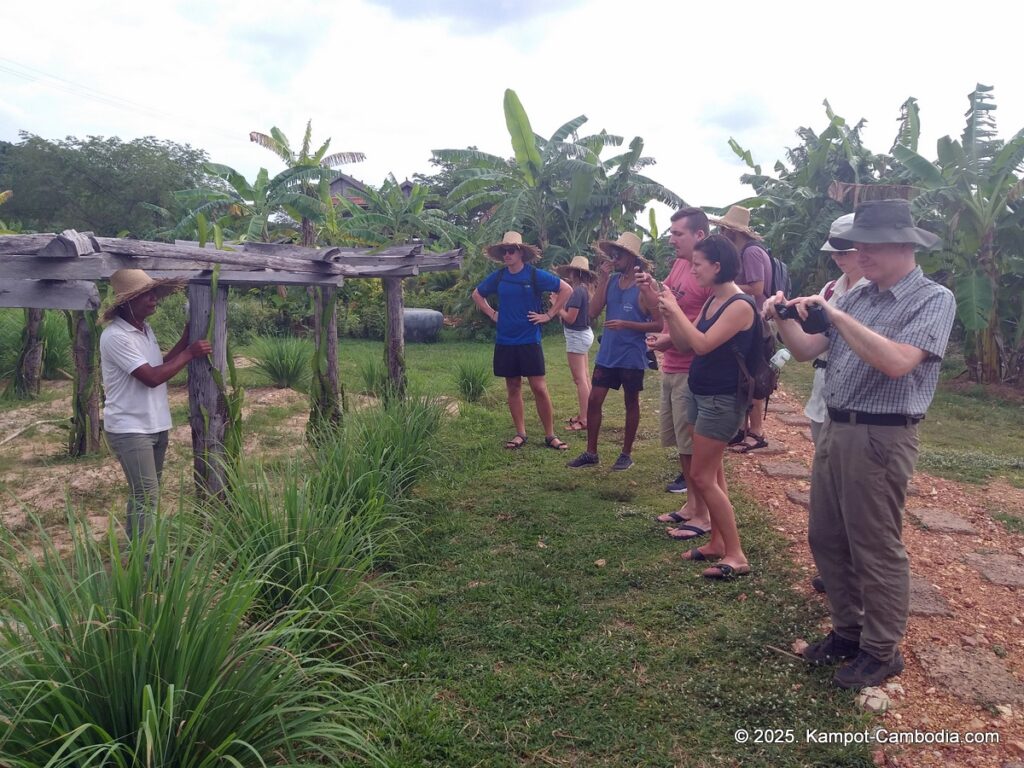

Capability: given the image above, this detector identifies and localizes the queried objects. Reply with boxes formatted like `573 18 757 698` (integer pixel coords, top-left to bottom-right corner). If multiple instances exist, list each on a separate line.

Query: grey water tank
403 308 444 343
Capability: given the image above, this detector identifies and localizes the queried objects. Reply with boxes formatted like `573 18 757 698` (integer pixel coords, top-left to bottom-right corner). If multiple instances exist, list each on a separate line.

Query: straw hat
101 269 186 323
485 231 541 263
840 199 941 250
820 213 857 252
708 205 763 240
554 255 596 282
595 232 653 271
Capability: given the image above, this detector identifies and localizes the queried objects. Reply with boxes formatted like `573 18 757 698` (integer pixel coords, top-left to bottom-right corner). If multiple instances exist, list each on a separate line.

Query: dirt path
733 388 1024 768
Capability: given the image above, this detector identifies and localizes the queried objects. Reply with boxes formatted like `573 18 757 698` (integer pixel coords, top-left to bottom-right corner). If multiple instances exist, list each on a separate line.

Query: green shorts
685 391 746 443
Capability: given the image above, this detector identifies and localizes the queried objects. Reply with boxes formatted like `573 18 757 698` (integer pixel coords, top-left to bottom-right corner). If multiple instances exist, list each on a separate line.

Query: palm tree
249 120 365 247
894 84 1024 383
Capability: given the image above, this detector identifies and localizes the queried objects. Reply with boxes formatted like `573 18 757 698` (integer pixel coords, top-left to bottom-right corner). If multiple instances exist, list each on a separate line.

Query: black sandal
727 429 747 446
504 433 527 450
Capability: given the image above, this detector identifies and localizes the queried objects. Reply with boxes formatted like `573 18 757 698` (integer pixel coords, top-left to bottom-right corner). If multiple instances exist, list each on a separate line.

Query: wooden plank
0 254 344 284
38 230 101 258
94 237 347 275
0 279 101 310
243 241 418 262
0 233 56 255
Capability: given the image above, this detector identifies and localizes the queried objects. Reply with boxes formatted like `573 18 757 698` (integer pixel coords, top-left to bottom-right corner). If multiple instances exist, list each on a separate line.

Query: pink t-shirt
661 258 714 374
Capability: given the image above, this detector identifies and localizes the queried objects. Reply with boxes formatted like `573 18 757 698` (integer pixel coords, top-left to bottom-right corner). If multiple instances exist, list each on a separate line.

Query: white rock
885 683 905 697
856 687 890 713
996 705 1013 718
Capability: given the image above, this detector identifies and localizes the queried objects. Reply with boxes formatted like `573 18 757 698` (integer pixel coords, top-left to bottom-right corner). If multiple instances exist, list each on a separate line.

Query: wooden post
187 282 229 499
308 286 343 434
67 310 101 456
11 308 44 399
383 277 406 399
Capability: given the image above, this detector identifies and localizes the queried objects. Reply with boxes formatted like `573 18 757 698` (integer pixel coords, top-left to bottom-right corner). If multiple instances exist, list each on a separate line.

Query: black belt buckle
828 408 920 427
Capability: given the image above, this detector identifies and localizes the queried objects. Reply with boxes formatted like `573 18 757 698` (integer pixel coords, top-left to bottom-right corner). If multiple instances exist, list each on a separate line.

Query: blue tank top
595 276 649 370
688 294 757 396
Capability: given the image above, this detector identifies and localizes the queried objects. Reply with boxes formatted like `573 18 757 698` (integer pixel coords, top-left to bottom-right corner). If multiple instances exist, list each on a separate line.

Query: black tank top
689 294 757 396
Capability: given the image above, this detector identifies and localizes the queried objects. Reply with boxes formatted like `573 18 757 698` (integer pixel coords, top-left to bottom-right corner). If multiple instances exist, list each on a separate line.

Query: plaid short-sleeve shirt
824 267 955 417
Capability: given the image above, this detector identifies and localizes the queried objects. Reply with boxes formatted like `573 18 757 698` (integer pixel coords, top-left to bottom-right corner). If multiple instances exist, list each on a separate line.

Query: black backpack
727 294 780 408
742 243 792 299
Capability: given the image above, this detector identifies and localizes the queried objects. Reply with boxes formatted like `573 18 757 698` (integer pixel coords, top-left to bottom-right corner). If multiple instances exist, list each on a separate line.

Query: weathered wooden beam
188 283 229 500
0 233 56 255
243 241 419 262
94 237 347 275
0 279 101 310
38 230 100 258
0 254 344 285
383 277 406 399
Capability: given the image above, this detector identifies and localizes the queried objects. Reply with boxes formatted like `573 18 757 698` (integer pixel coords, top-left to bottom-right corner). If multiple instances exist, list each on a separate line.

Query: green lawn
364 336 874 767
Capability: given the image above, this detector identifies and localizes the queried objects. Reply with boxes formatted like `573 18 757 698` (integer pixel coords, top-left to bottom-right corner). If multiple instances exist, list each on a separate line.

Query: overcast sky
3 0 1023 225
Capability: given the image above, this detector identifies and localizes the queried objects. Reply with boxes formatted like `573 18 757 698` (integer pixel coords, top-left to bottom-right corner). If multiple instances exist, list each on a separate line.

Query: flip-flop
667 524 710 541
545 435 569 451
702 563 751 580
504 433 527 450
655 511 688 524
681 547 719 562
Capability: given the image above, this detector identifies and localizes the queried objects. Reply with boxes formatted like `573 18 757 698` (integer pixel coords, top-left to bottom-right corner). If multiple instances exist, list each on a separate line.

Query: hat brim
840 225 941 250
708 219 763 241
822 237 856 252
554 264 596 281
100 278 186 323
595 242 653 271
485 242 541 263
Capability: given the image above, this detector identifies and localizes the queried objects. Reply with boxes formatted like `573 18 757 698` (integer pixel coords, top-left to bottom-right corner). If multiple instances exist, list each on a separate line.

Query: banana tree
894 84 1024 383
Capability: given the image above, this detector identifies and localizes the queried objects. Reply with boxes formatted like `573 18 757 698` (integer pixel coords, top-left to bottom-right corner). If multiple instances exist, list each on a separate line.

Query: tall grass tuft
41 310 72 379
249 334 312 390
357 353 389 397
455 358 490 403
0 513 386 765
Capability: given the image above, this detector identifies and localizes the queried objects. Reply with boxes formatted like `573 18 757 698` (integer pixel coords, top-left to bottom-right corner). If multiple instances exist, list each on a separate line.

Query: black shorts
494 343 546 378
592 365 645 392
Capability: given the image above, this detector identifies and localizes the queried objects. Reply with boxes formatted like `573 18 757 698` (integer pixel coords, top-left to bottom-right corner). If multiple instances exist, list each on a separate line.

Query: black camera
775 303 831 334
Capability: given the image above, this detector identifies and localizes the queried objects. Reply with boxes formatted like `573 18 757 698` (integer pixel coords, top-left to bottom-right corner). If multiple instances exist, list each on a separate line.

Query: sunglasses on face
500 245 521 255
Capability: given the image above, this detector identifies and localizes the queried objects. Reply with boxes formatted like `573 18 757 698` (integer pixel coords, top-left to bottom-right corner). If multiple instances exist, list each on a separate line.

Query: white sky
3 0 1023 226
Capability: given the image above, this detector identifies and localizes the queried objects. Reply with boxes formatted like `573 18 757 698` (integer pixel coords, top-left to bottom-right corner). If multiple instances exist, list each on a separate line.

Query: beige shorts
660 371 693 455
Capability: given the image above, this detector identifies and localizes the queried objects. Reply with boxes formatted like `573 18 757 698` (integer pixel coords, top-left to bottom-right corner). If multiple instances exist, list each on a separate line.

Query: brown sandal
504 433 527 450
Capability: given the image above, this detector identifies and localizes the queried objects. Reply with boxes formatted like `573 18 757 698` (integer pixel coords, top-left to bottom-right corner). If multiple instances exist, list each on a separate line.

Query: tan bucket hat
554 255 596 282
595 232 652 271
101 268 186 322
709 205 763 240
485 231 541 263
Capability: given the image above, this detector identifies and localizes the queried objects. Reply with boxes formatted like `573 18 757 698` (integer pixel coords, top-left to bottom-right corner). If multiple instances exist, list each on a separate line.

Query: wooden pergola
0 231 461 497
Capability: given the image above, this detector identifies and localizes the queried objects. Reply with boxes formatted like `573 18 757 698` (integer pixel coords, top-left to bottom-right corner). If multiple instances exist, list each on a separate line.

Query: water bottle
769 347 791 373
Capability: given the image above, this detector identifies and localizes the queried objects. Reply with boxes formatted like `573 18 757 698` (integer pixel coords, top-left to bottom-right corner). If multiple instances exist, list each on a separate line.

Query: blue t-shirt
595 277 650 370
477 265 562 345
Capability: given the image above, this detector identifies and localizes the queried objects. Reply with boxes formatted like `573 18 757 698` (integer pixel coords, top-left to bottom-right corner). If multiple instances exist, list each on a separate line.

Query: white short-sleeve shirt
100 317 172 434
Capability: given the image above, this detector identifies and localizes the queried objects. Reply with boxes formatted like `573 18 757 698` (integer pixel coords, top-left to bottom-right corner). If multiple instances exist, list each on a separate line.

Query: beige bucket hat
485 231 541 263
595 232 653 271
554 255 596 282
709 205 763 240
101 269 186 322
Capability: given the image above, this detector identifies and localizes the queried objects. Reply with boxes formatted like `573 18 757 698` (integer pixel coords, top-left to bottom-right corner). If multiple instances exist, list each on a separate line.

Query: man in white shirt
100 269 211 541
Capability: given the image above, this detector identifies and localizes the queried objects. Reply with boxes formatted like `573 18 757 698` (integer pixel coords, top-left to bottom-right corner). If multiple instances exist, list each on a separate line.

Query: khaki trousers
808 418 919 662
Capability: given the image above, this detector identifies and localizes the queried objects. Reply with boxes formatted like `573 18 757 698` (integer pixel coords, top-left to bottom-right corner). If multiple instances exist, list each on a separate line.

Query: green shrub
357 353 389 396
0 514 386 765
227 292 283 344
455 358 490 403
248 334 312 390
146 290 188 348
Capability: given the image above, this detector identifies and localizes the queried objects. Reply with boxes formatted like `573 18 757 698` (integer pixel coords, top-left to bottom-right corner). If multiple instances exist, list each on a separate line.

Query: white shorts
563 326 594 355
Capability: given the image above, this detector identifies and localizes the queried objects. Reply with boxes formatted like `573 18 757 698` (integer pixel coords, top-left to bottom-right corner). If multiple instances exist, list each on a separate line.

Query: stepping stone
964 553 1024 588
909 508 976 535
909 575 952 617
778 414 811 427
751 443 788 457
760 462 811 480
916 645 1024 707
785 489 810 510
908 480 936 497
769 403 799 415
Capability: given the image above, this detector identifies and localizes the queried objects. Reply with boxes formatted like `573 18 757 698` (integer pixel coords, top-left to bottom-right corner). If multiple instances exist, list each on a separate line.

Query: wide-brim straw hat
554 255 596 282
821 213 857 252
485 231 541 263
595 232 653 272
101 268 186 322
840 199 941 250
709 205 763 240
